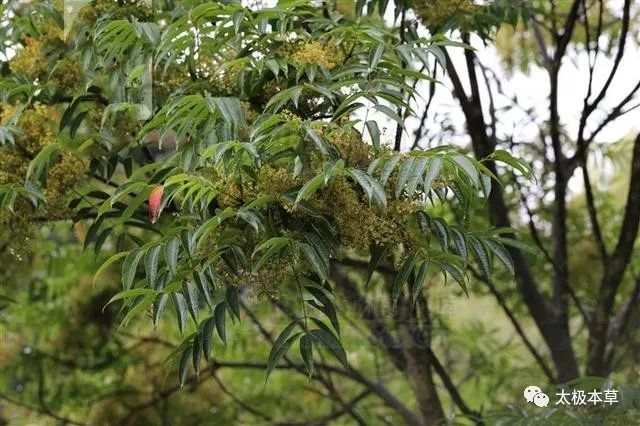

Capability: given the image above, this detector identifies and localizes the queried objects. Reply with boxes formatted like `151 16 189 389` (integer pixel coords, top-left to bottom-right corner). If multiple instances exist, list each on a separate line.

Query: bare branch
211 372 273 422
578 150 608 259
583 0 631 116
585 80 640 145
554 0 582 64
0 392 86 426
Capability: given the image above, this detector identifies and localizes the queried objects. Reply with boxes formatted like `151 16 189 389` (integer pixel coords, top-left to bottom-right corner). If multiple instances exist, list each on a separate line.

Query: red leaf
149 185 164 224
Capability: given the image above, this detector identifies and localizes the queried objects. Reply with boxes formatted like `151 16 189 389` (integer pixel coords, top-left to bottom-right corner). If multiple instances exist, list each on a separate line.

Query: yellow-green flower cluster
80 0 153 22
0 103 87 223
9 37 48 78
291 40 344 69
313 176 420 250
50 57 83 92
241 101 261 124
257 165 297 198
199 55 242 96
414 0 480 30
324 125 373 168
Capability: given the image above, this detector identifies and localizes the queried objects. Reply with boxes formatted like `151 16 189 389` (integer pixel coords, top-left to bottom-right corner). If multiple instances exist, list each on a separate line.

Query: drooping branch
414 294 481 422
429 348 481 421
412 62 438 149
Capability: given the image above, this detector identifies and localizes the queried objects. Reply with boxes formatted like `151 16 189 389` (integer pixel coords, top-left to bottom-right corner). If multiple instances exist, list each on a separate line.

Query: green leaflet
299 335 314 377
392 252 418 305
266 321 301 382
122 249 144 290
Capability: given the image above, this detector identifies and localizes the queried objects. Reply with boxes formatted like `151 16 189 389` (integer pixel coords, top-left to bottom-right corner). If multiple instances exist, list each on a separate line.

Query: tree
406 0 640 382
0 1 638 425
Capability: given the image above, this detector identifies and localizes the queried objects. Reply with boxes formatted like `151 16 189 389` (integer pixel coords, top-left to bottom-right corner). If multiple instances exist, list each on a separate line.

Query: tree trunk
396 295 445 425
587 134 640 375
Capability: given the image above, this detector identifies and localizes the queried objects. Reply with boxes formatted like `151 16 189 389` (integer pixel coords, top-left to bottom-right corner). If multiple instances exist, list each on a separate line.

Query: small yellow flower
291 40 344 69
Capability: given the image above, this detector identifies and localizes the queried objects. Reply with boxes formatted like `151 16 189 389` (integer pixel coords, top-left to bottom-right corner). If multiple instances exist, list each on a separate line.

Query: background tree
0 1 639 425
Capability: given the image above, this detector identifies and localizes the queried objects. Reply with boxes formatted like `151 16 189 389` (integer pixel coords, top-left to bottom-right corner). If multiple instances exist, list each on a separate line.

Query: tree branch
587 133 640 375
582 0 631 116
468 267 556 383
604 277 640 368
443 43 579 381
0 392 86 426
554 0 582 64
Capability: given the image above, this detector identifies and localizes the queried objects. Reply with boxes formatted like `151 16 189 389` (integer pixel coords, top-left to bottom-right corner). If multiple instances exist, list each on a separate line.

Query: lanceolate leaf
94 251 129 285
105 288 156 308
193 272 214 308
172 293 188 335
485 240 515 274
266 321 300 382
300 243 329 283
489 150 534 180
305 285 340 337
144 245 161 289
149 185 165 224
348 169 387 208
214 302 227 344
379 155 401 186
449 228 468 259
299 335 314 377
392 252 417 305
432 219 449 252
225 286 241 321
451 154 479 187
164 237 180 274
182 281 200 323
440 262 468 296
365 120 381 150
122 249 144 290
412 260 430 304
423 156 443 194
179 346 193 387
366 244 387 287
469 236 491 278
309 328 348 368
153 293 169 328
405 157 427 199
395 157 415 199
201 316 215 362
192 333 202 377
295 173 324 205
